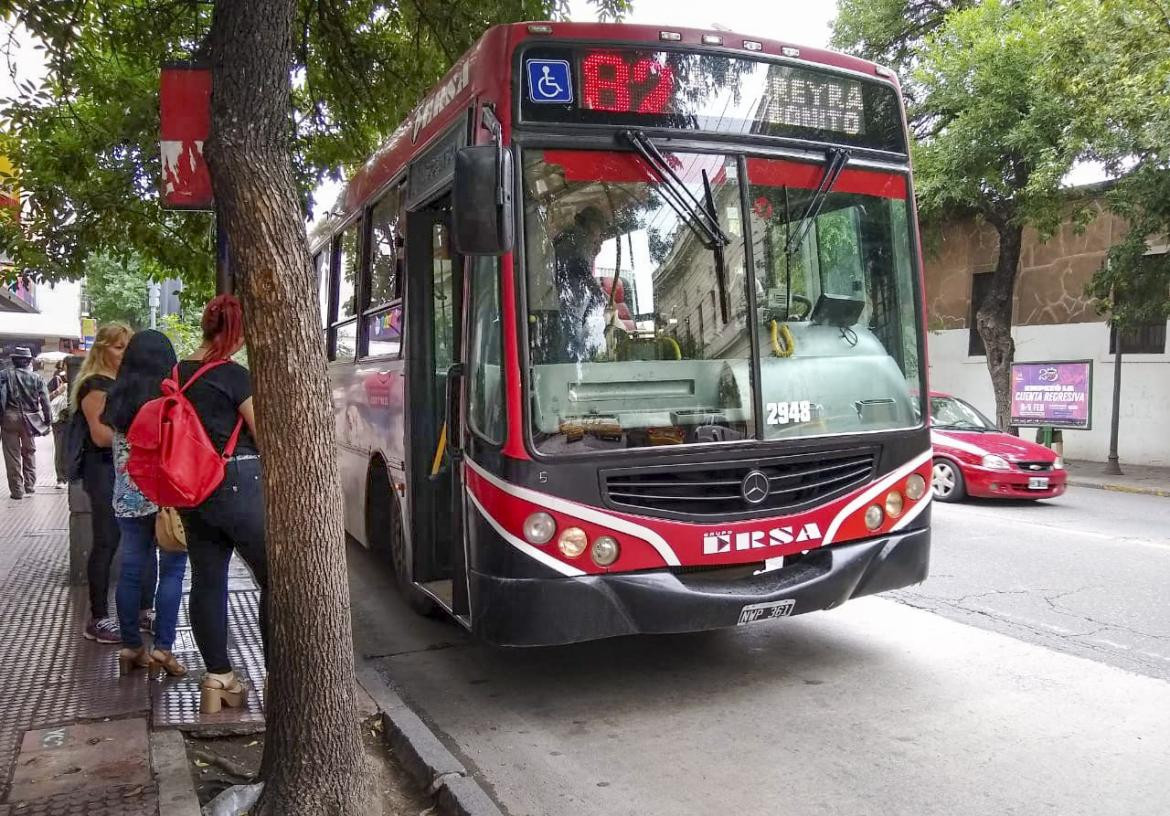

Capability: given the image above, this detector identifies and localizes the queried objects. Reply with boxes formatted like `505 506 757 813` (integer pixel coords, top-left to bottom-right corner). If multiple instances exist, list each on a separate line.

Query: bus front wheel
368 463 440 617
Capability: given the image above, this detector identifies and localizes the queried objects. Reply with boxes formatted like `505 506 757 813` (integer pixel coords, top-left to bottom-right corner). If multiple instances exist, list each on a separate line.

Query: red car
929 392 1068 502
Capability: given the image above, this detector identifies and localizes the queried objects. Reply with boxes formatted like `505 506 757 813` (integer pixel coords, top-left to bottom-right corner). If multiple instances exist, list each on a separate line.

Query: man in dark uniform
552 205 608 362
1 347 52 500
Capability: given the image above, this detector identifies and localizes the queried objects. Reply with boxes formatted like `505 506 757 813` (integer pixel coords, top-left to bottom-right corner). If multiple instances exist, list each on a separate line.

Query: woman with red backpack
178 295 269 714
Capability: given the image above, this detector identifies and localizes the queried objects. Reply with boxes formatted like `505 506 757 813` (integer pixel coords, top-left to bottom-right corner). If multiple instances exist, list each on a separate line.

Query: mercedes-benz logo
741 470 770 505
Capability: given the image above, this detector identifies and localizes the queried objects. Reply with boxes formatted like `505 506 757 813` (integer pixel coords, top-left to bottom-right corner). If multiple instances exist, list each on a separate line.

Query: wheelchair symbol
537 66 563 98
527 59 572 104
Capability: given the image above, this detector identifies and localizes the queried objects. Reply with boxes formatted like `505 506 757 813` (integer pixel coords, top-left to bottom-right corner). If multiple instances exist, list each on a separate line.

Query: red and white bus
313 22 931 645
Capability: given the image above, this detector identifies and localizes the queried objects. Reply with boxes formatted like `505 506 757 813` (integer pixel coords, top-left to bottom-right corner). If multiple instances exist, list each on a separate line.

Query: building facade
924 199 1170 466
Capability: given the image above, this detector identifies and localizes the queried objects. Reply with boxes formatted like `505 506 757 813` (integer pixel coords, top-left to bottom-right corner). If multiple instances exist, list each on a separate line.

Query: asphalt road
350 486 1170 816
892 486 1170 680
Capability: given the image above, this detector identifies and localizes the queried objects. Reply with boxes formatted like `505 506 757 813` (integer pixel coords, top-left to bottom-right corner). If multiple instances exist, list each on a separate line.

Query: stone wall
922 199 1128 329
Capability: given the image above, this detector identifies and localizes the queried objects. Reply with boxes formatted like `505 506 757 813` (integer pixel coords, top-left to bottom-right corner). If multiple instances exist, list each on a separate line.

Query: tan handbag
155 507 188 553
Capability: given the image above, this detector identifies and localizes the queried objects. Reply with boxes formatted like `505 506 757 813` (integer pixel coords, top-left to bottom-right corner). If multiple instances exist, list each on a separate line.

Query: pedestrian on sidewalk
1 347 52 500
178 295 269 714
47 359 71 489
73 323 155 644
102 329 189 678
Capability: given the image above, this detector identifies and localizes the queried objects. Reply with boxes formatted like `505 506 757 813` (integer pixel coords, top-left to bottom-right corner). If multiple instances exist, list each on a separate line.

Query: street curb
355 662 505 816
1067 479 1170 498
150 730 202 816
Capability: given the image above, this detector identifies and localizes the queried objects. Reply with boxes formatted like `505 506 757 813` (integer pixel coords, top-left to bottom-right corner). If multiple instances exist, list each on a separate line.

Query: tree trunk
205 2 376 814
976 221 1024 431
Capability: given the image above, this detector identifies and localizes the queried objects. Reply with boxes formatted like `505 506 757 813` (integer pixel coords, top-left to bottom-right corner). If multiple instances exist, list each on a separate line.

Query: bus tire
367 463 440 618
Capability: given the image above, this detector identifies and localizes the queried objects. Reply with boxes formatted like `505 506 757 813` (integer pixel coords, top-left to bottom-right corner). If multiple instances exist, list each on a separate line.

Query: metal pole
148 282 160 330
1105 343 1123 475
215 212 232 295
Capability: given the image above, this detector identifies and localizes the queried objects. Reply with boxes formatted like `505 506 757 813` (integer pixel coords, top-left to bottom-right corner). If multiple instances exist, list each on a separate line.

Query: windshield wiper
622 129 732 322
785 146 851 256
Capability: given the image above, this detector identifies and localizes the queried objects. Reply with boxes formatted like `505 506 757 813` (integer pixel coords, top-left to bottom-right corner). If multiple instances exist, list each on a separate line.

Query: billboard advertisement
160 65 213 210
1010 360 1093 429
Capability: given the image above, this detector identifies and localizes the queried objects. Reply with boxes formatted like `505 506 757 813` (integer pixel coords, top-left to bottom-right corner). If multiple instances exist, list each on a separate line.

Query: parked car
929 392 1068 502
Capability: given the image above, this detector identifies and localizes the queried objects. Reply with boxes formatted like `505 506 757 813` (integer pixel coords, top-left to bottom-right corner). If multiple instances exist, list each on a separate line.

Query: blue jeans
115 514 188 650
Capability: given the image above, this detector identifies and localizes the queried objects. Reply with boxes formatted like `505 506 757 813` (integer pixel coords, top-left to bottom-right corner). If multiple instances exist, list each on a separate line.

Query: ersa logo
703 523 824 555
410 62 471 143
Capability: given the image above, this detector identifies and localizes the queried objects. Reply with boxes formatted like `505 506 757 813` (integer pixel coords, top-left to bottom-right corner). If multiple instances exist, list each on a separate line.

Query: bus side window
467 256 504 443
314 251 330 329
361 184 405 360
330 220 362 362
368 187 403 307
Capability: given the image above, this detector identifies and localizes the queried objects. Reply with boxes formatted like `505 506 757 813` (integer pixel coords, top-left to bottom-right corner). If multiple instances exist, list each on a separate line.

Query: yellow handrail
770 321 795 358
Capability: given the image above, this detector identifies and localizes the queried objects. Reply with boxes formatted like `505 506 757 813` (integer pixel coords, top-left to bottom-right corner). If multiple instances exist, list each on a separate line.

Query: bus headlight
905 473 927 501
864 505 884 531
523 512 556 545
557 527 589 558
885 490 904 518
591 536 620 566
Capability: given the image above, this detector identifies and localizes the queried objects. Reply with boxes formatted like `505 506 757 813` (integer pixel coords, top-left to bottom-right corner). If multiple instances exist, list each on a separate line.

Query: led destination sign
521 47 905 153
760 72 865 136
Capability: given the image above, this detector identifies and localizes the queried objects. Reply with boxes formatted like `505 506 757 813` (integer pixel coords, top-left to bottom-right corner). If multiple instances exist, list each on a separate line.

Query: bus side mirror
452 145 514 256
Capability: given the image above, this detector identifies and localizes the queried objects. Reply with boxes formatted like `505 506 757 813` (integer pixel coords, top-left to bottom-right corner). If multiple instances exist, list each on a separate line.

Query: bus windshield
522 148 923 455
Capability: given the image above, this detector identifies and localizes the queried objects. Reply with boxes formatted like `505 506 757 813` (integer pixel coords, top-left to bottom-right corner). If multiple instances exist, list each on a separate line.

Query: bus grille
603 449 877 518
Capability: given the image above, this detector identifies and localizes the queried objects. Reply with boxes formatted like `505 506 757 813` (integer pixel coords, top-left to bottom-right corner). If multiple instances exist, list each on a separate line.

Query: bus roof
316 22 899 238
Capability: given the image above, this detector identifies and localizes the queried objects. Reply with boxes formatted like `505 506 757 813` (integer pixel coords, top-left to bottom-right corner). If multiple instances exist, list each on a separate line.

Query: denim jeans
181 458 268 675
115 514 187 651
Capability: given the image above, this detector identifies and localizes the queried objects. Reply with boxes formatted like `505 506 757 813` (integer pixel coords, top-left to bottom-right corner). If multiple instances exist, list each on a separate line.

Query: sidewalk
1064 459 1170 498
0 448 265 815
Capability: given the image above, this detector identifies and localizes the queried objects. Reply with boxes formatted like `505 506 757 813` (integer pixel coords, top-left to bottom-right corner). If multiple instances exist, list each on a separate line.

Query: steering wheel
788 293 814 320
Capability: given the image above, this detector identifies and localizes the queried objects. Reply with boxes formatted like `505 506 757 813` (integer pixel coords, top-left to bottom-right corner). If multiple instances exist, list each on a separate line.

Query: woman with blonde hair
72 323 153 643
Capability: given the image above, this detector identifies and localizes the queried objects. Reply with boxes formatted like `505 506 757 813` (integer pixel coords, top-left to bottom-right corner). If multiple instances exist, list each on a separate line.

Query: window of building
968 272 993 357
1110 322 1167 355
467 256 504 443
1108 251 1168 355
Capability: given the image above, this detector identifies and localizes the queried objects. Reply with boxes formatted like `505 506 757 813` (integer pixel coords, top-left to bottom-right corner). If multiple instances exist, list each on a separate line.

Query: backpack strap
175 359 231 394
222 416 245 460
174 360 247 459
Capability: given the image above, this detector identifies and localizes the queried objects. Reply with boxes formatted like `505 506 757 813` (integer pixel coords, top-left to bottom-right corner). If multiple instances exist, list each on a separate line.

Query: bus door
404 196 468 615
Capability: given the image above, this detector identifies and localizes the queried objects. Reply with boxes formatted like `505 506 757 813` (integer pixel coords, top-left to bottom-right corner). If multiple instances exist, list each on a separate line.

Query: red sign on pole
160 65 213 210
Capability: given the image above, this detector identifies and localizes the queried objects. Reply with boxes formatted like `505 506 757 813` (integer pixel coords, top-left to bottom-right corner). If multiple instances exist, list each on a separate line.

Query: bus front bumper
469 526 930 646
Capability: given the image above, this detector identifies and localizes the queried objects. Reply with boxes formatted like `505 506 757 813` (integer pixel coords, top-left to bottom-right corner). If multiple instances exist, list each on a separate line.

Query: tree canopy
1082 0 1170 329
0 0 628 287
833 0 1168 427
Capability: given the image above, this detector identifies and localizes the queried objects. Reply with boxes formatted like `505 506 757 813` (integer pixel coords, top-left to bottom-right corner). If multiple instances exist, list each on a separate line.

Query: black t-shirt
177 360 258 456
76 374 115 459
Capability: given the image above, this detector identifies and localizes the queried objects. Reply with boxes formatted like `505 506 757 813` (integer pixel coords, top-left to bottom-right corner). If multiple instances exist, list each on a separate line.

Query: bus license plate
1028 477 1050 490
738 599 796 625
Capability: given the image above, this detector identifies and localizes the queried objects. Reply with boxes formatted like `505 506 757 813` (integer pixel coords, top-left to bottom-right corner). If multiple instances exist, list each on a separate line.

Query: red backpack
127 360 244 508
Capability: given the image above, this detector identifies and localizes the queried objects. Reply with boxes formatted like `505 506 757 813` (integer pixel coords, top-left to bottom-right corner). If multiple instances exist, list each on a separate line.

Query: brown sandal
118 646 151 675
200 671 248 714
150 648 188 678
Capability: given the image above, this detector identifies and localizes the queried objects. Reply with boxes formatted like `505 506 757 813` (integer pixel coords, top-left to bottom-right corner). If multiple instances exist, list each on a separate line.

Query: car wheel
932 458 966 502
